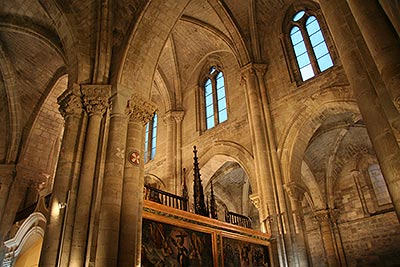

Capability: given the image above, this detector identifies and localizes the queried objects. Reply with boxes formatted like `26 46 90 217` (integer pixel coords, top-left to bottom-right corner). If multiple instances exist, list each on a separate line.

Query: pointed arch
38 0 81 83
0 43 21 163
186 140 256 193
279 90 360 208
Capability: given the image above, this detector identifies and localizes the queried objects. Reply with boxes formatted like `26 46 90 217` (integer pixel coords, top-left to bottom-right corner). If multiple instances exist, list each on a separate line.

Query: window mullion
147 120 153 162
300 25 319 74
211 77 219 126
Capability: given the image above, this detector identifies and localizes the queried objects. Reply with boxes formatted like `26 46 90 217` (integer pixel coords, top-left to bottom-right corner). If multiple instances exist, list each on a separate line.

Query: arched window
204 67 228 130
368 164 391 206
144 113 158 163
286 8 334 82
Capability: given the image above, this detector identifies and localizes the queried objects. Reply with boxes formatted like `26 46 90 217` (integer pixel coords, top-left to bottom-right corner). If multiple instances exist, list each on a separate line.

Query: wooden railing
225 210 252 228
143 185 252 229
144 185 188 211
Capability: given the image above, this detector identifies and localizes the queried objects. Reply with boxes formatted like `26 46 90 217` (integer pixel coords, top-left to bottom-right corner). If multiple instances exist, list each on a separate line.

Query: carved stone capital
313 209 331 224
252 63 268 76
165 110 185 123
81 84 111 116
249 193 261 210
240 63 257 85
285 182 305 201
240 63 268 83
126 93 157 125
58 84 83 118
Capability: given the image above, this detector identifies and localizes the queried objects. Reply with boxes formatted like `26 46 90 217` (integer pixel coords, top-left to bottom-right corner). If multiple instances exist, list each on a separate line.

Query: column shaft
164 113 176 192
70 85 109 267
241 65 284 267
254 64 295 266
347 0 400 131
40 88 83 267
319 0 400 220
175 113 184 194
315 210 338 266
286 183 309 267
378 0 400 37
118 94 156 267
118 119 144 267
94 112 128 267
69 115 103 266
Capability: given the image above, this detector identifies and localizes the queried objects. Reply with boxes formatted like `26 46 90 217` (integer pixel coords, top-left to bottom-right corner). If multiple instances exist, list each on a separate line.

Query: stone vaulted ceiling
0 0 375 216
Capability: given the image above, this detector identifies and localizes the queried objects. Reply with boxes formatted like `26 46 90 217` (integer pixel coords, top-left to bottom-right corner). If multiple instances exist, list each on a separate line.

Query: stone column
241 64 285 267
253 63 295 266
173 111 184 194
285 182 309 267
118 94 156 267
378 0 400 37
314 209 338 267
69 85 110 267
346 0 400 135
319 0 400 220
164 110 185 194
94 94 129 267
0 164 15 227
163 111 176 192
40 86 84 267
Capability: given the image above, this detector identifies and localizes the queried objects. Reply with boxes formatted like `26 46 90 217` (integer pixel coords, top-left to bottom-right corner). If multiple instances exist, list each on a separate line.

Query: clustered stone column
118 93 156 267
285 182 309 267
94 92 129 267
241 63 284 267
314 209 338 266
40 86 84 267
319 0 400 221
69 85 110 267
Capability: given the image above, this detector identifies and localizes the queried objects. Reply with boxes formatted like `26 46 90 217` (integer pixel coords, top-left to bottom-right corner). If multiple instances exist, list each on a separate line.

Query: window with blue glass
144 113 158 163
204 67 228 130
289 10 333 82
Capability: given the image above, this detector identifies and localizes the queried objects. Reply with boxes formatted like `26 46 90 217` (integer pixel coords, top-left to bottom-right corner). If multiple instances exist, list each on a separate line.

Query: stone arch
0 43 21 163
280 0 321 34
144 173 166 190
38 0 81 84
153 69 173 113
186 140 256 194
301 161 325 210
115 0 251 115
0 16 65 61
17 74 67 195
279 93 360 208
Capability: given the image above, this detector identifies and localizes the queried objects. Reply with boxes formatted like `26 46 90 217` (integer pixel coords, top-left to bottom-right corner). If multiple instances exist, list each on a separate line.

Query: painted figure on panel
223 237 269 267
142 218 213 267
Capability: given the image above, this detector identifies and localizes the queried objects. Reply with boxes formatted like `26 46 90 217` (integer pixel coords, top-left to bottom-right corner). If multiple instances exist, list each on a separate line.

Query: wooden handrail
225 210 252 228
143 184 188 211
143 185 252 229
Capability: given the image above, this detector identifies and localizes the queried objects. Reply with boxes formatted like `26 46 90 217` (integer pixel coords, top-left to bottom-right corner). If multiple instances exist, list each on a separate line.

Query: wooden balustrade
143 184 188 211
143 185 252 229
225 210 252 228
